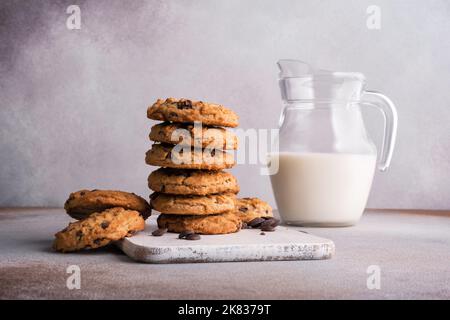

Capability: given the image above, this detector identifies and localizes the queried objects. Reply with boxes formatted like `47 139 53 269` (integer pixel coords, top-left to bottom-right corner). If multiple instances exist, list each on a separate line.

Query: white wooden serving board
117 216 335 264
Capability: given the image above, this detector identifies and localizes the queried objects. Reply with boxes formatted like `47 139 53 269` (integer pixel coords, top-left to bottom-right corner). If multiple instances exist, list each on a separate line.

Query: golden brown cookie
145 143 235 170
157 212 242 235
64 189 151 220
53 207 145 252
149 122 238 150
147 98 239 127
234 198 273 223
150 192 236 215
148 168 239 195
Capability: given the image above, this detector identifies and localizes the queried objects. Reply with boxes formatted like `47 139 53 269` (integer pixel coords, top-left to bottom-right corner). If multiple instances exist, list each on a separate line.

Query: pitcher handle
362 91 398 171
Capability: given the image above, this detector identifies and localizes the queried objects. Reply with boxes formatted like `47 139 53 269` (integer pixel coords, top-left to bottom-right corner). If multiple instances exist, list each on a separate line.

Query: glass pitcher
269 60 398 227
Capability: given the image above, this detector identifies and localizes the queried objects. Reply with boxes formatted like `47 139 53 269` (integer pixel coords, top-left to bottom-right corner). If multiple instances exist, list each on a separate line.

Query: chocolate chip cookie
234 197 273 223
148 168 239 195
157 212 242 235
145 143 235 170
150 192 236 215
53 207 145 252
147 98 239 127
149 122 238 150
64 189 151 220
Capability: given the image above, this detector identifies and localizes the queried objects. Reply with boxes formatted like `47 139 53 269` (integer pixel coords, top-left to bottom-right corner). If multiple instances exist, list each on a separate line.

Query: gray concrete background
1 0 449 209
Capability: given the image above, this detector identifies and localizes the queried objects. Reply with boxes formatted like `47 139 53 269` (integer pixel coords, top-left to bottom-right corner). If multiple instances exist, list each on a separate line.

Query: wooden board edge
117 239 335 264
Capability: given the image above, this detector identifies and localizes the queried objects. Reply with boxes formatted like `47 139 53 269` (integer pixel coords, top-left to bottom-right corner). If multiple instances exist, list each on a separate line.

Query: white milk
269 152 376 226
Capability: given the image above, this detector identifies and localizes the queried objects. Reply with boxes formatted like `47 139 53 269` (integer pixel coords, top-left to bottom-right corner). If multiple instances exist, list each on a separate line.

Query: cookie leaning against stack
146 98 241 235
54 190 150 252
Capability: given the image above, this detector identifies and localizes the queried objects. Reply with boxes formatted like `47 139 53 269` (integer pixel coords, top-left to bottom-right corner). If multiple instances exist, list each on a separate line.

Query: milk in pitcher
269 152 376 226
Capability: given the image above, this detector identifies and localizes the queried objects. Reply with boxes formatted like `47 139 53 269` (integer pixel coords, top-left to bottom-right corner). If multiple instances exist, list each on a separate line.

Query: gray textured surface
1 1 450 210
0 208 449 299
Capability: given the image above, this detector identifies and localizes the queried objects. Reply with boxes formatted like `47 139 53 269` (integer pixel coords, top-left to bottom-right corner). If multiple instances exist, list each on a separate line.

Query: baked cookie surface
157 212 242 235
149 122 238 150
64 189 151 220
147 98 238 128
150 192 236 215
53 207 145 252
148 168 239 195
145 143 235 170
234 197 273 223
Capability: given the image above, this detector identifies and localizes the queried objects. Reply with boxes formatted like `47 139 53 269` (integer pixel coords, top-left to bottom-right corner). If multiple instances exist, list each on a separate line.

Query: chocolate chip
176 100 193 109
260 232 266 235
261 218 280 229
100 221 110 229
179 230 194 239
94 238 102 245
169 112 178 117
241 222 248 229
239 206 248 212
271 218 280 227
248 217 265 228
160 185 166 193
76 230 83 240
210 149 216 157
152 228 168 236
186 233 201 240
80 191 86 196
261 225 275 232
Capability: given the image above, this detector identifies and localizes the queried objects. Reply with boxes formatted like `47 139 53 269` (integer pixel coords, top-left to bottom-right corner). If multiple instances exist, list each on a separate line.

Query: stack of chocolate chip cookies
52 98 277 253
146 98 243 236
